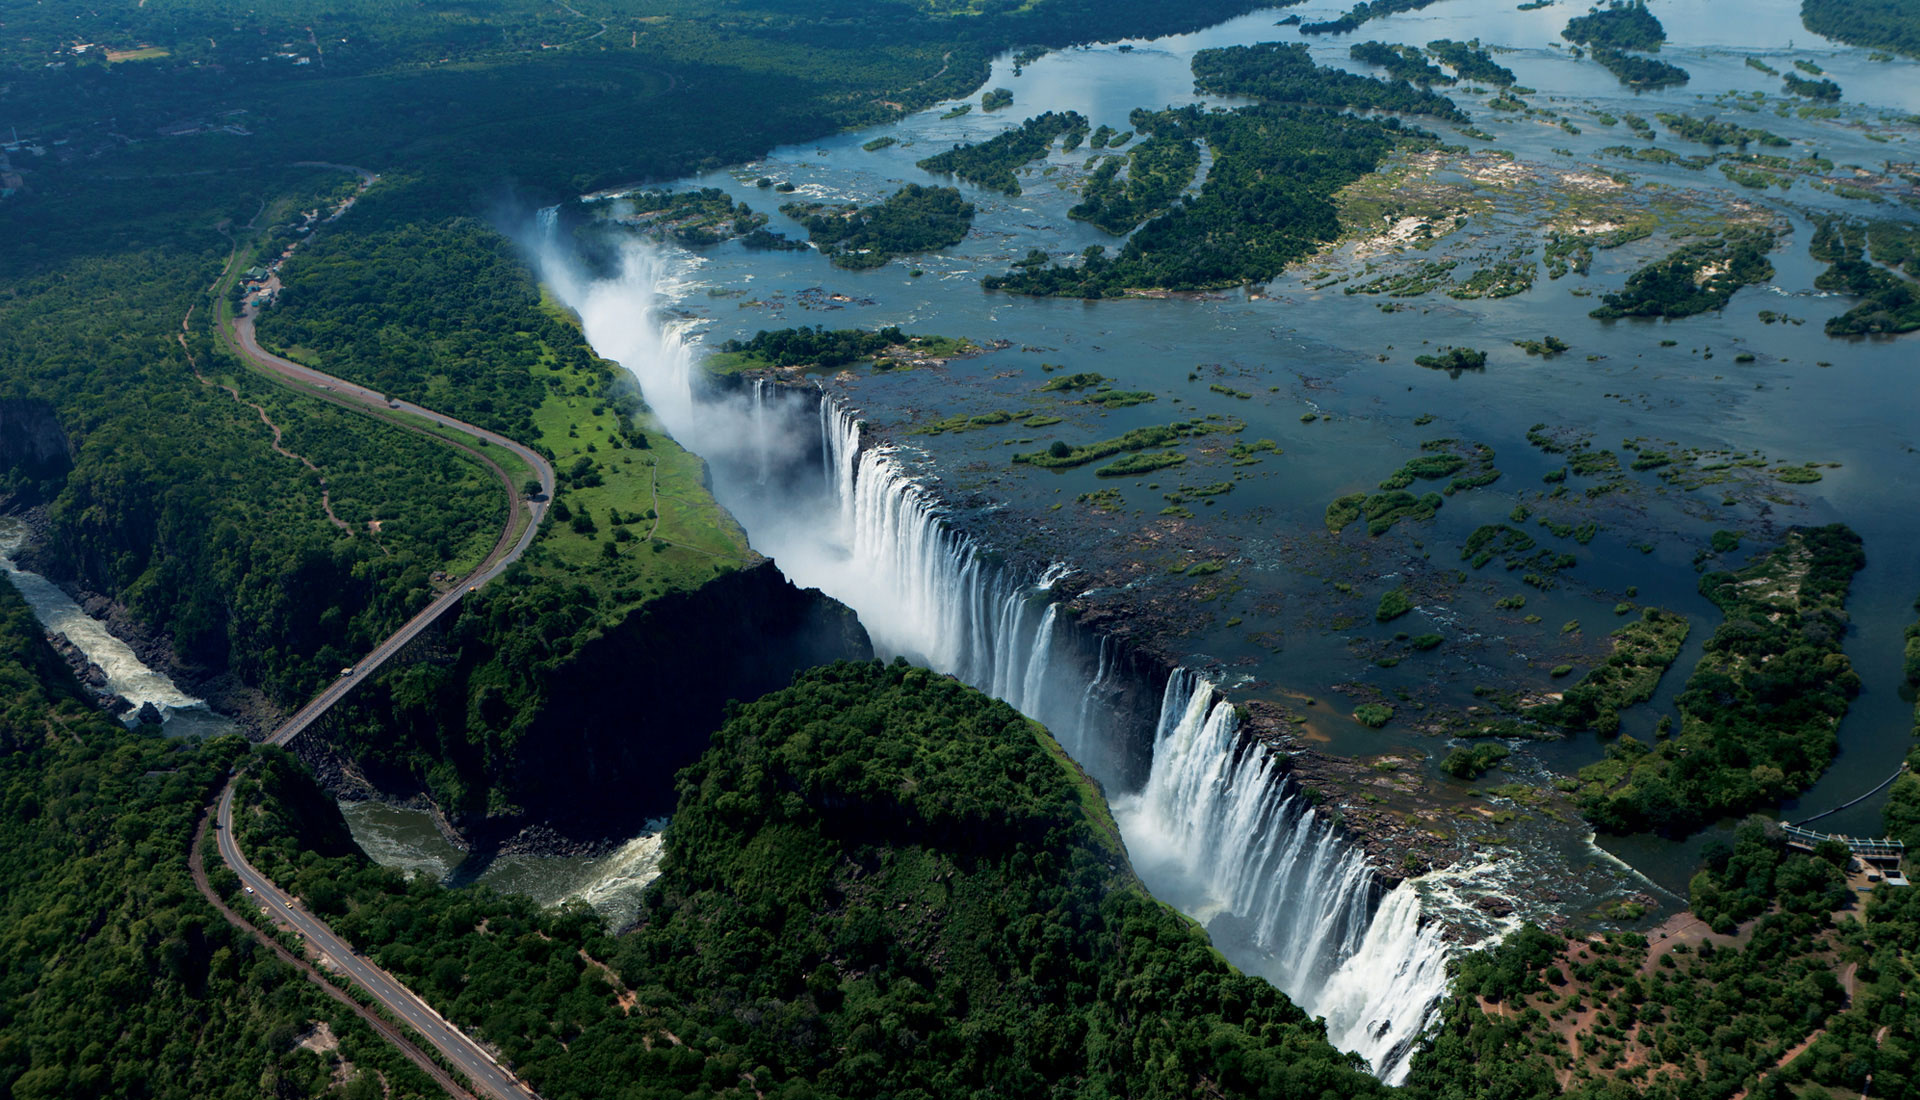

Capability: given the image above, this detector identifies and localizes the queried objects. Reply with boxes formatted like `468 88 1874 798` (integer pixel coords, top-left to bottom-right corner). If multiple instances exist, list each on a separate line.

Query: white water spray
538 237 1453 1081
1114 670 1448 1082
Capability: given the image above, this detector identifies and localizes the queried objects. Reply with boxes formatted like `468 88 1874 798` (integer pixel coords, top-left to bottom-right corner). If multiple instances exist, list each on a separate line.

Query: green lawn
518 292 758 615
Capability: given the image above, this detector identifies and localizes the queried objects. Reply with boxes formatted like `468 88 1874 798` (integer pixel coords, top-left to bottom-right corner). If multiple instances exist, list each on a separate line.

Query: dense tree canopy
236 661 1390 1100
1572 525 1866 834
0 583 443 1099
988 103 1420 296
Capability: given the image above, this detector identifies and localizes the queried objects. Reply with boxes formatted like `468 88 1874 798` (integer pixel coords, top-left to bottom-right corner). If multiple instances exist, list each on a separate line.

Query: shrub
1377 587 1415 621
1354 703 1395 728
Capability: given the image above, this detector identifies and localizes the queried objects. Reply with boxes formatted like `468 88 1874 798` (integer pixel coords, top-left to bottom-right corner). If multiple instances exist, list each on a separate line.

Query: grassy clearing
523 294 756 615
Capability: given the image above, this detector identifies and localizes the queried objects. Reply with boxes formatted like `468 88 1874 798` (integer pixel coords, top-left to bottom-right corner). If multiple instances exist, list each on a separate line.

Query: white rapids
0 518 231 734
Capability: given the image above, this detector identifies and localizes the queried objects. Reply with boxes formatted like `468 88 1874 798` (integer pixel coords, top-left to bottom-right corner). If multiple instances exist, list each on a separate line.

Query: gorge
544 237 1456 1081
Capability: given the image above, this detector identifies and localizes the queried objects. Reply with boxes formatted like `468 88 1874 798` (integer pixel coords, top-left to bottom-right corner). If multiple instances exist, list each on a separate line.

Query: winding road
225 301 556 747
190 163 556 1100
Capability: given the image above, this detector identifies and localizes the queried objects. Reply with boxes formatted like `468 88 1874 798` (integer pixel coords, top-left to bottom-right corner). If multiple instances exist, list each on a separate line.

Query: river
543 0 1919 899
0 517 238 737
347 0 1919 1078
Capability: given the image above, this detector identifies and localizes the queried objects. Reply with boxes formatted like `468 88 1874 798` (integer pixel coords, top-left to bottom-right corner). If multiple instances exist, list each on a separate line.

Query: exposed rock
0 399 72 509
41 629 131 714
1223 700 1466 888
135 701 162 725
1473 894 1516 918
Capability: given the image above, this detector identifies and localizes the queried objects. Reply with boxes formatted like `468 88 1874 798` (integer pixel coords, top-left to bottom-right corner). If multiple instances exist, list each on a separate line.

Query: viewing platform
1782 824 1908 885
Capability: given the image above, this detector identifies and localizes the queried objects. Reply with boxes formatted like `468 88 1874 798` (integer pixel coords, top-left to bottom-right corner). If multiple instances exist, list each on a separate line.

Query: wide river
548 0 1920 902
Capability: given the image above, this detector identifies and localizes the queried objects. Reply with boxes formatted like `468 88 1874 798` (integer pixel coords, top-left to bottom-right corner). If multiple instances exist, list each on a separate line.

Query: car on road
243 885 254 894
339 666 354 677
284 900 293 909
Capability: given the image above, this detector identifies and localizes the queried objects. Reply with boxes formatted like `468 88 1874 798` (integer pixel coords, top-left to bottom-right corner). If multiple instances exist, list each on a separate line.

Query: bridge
1782 824 1907 867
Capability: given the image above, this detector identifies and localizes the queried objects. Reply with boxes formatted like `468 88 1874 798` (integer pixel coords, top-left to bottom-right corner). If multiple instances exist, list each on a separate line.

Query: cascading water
1114 671 1450 1083
539 237 1453 1081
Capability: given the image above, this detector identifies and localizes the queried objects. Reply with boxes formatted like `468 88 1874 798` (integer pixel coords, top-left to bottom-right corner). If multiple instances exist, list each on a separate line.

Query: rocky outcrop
0 399 71 507
1237 700 1463 887
42 630 132 716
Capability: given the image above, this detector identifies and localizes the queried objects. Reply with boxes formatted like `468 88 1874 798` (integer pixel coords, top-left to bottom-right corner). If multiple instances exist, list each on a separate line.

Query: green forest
1405 819 1918 1100
707 326 970 374
1802 0 1920 58
1425 39 1517 85
1562 3 1668 50
230 661 1389 1100
1572 525 1866 834
1301 0 1449 36
780 184 976 269
1810 218 1920 336
1589 230 1776 320
987 102 1419 296
0 583 445 1100
1 168 504 705
1191 42 1469 122
1068 128 1203 234
915 111 1090 195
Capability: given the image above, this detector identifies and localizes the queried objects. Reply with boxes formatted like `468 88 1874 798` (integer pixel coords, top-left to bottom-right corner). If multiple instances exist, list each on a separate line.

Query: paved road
188 808 480 1100
199 171 555 1097
222 304 556 747
215 784 535 1100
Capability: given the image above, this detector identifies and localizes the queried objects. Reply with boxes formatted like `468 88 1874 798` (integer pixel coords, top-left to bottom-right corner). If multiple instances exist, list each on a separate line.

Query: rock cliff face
310 561 875 851
0 399 72 507
502 561 873 836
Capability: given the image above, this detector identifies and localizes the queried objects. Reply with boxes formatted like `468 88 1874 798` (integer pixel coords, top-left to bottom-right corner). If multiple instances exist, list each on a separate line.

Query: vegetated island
1801 0 1920 59
1811 217 1920 335
1325 438 1501 536
1528 607 1691 733
1013 418 1241 478
915 110 1089 195
1589 229 1776 319
780 183 975 269
235 661 1393 1100
1424 38 1516 85
1349 41 1455 86
705 325 976 374
1562 1 1668 51
1570 524 1865 835
1300 0 1451 36
1190 41 1468 122
607 187 771 247
1069 122 1201 233
1563 2 1690 88
984 42 1466 297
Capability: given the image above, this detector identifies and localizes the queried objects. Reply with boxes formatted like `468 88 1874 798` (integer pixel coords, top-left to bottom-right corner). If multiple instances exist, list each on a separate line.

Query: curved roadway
223 304 555 747
198 195 556 1100
215 784 534 1100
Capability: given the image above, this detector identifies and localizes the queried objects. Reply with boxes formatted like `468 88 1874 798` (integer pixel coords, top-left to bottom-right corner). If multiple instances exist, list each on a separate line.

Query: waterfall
536 204 559 243
1113 671 1447 1083
538 237 1452 1083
